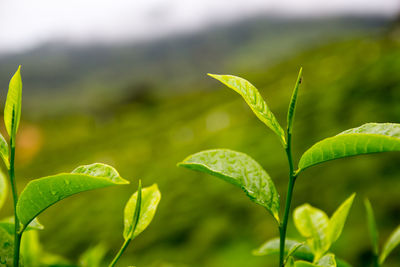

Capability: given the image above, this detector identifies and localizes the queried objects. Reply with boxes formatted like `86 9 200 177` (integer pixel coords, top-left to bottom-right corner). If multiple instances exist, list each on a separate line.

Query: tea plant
178 69 400 266
364 198 400 267
0 66 161 267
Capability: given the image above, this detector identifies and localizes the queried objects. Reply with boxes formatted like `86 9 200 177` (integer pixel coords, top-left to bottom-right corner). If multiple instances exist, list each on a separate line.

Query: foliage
0 67 161 267
179 63 400 266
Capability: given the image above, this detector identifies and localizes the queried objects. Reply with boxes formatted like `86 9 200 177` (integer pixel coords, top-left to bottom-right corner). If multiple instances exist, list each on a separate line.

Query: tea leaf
294 261 317 267
287 68 303 134
0 217 44 235
208 74 286 146
0 171 7 210
298 123 400 171
178 149 280 222
293 204 330 259
0 134 9 169
379 225 400 264
317 253 337 267
124 180 143 240
364 198 379 255
328 194 355 245
17 163 129 227
253 237 313 261
4 66 22 138
123 184 161 240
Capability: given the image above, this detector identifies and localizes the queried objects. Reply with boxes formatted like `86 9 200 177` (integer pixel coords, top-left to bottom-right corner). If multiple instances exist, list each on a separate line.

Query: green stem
279 132 298 267
108 238 132 267
9 138 21 267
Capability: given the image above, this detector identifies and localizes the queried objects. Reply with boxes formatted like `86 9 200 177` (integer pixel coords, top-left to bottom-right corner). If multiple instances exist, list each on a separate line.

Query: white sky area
0 0 399 53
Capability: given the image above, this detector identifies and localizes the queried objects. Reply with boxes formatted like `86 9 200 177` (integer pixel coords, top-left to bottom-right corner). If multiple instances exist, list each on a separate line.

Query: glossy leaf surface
208 74 286 145
0 171 7 210
0 134 9 169
294 204 330 259
123 184 161 240
17 163 129 227
178 149 280 221
317 253 337 267
379 225 400 264
4 65 22 137
364 198 379 255
298 123 400 171
328 194 355 244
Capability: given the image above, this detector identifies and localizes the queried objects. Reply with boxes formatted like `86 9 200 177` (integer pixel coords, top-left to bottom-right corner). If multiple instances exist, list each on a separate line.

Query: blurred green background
1 5 400 267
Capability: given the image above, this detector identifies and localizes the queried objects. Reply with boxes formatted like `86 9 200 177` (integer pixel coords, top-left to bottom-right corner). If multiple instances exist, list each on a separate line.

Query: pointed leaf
379 225 400 264
17 163 129 227
364 198 379 255
298 123 400 172
123 184 161 240
294 204 330 259
79 243 108 267
317 253 337 267
208 74 286 146
0 171 7 210
252 237 313 261
4 65 22 137
178 149 280 222
287 68 303 134
0 134 9 169
328 194 355 245
124 180 142 240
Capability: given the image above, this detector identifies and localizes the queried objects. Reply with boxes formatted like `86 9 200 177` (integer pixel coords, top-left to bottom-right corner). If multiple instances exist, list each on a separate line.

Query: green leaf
123 183 161 240
295 261 318 267
16 163 129 227
379 225 400 264
0 227 13 266
178 149 280 222
253 238 313 261
208 74 286 146
287 67 303 134
4 65 22 138
124 180 142 240
317 253 337 267
328 194 355 245
364 198 379 255
79 243 108 267
0 171 7 211
298 123 400 172
287 256 295 267
21 230 42 267
0 217 44 235
294 204 330 260
0 134 9 169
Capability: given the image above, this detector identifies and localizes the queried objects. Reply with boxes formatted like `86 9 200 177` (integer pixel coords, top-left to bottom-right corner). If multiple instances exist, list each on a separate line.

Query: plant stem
9 138 21 267
373 254 379 267
108 238 132 267
279 132 298 267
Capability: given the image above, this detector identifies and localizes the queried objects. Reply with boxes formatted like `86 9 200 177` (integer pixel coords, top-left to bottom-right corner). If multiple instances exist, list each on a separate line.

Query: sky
0 0 399 53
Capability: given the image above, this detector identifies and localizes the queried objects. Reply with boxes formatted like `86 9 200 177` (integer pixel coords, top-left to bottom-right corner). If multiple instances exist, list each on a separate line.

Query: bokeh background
1 0 400 266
